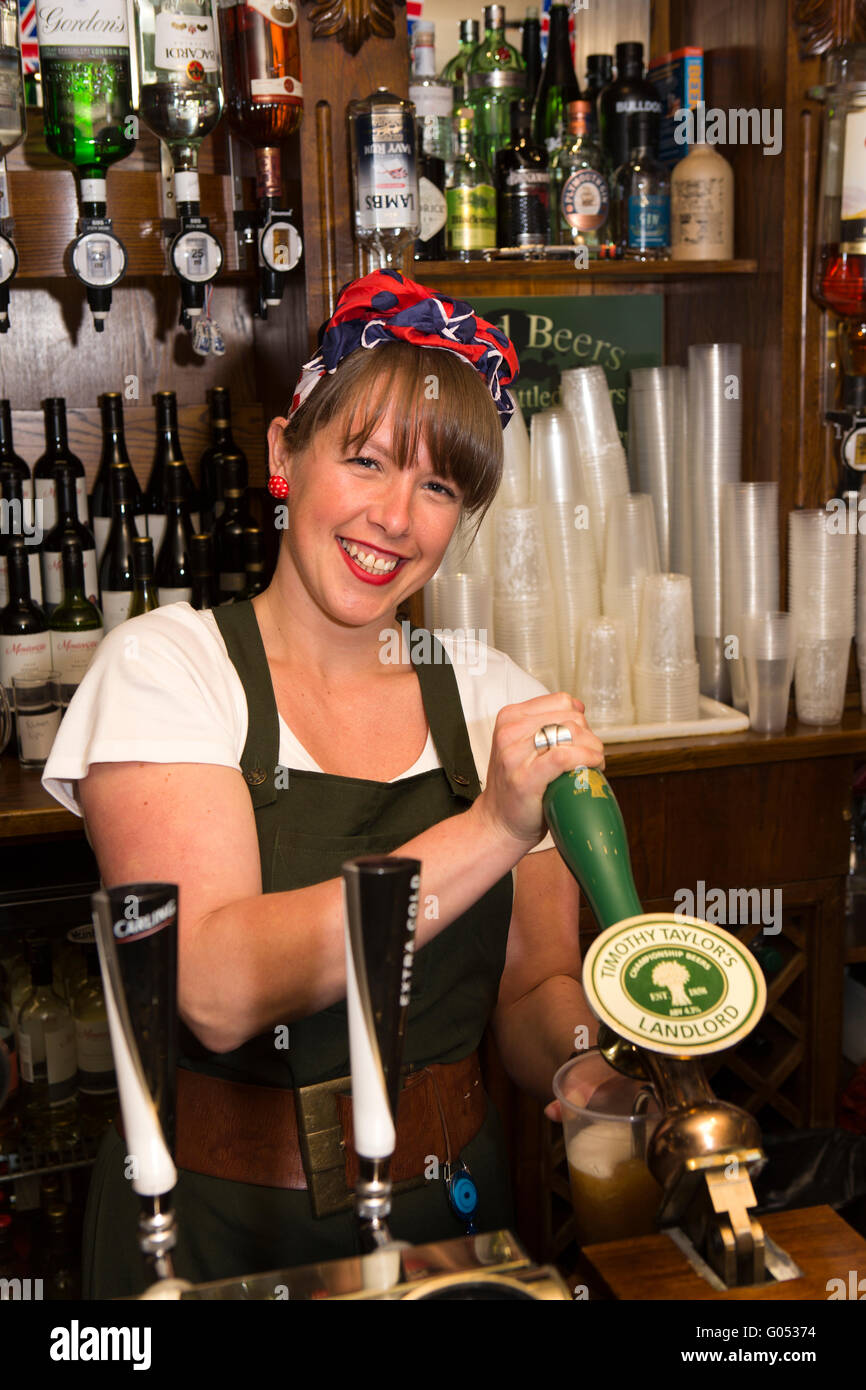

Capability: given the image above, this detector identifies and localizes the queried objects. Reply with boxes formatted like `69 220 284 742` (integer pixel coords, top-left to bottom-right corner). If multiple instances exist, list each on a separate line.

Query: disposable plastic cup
434 573 494 642
494 506 551 599
552 1053 661 1247
500 393 531 507
575 617 633 726
794 637 852 726
633 661 701 723
635 573 696 672
530 409 583 504
740 612 796 733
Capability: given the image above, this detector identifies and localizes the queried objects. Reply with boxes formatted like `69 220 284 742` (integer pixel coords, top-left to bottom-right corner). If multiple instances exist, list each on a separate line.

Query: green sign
623 946 728 1018
473 294 664 439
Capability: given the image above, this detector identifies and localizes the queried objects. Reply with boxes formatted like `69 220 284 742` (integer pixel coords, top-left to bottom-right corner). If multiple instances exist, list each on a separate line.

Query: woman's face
268 405 463 628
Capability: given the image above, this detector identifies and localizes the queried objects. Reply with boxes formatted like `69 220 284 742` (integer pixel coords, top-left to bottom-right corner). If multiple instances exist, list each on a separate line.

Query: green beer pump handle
542 766 643 930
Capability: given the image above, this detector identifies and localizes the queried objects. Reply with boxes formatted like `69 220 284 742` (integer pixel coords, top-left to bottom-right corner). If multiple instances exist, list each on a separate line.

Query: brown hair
282 341 503 517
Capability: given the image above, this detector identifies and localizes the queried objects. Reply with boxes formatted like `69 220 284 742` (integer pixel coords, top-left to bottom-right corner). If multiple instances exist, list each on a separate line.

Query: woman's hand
472 692 605 850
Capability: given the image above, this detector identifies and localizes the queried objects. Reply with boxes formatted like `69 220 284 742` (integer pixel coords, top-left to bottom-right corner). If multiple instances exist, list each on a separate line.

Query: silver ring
534 723 573 752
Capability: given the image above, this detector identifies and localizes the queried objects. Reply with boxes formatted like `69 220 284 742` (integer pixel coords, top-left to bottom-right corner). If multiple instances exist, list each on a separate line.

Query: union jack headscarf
288 270 520 427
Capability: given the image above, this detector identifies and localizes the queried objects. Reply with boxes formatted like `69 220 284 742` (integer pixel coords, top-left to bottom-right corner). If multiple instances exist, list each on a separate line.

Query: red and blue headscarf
289 270 520 427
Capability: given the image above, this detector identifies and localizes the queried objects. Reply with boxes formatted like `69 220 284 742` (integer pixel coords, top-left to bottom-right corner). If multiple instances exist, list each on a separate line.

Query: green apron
83 602 515 1298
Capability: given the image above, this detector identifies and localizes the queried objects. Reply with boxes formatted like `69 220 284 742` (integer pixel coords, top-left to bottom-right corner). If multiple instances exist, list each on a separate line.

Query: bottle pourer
543 767 788 1288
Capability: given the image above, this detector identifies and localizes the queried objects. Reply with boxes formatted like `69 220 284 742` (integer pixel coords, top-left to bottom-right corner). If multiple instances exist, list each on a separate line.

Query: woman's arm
79 691 604 1056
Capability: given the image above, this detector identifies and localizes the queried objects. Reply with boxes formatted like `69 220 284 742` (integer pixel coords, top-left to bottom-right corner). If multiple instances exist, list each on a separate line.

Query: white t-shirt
42 603 555 853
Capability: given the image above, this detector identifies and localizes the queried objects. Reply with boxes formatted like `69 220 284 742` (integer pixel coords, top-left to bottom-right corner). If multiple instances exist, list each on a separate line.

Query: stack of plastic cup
432 572 494 646
424 511 494 629
542 501 601 690
530 409 582 505
633 573 700 722
602 493 661 663
858 483 866 711
688 343 743 703
500 392 531 508
560 366 630 566
740 612 797 733
574 616 633 728
788 509 855 725
494 505 559 689
628 366 686 571
722 482 780 712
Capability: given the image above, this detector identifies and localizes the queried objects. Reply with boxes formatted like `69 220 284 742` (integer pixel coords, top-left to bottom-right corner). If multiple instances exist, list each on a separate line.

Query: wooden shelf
414 257 759 296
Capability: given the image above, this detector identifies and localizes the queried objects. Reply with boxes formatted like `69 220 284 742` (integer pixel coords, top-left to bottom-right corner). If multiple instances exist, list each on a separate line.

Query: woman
43 271 607 1297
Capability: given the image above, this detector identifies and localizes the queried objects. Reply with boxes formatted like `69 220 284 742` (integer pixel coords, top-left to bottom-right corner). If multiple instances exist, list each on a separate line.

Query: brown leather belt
119 1053 487 1216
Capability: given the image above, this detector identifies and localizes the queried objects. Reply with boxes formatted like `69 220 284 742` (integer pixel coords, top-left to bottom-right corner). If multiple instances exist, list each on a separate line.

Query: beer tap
543 767 773 1288
341 855 421 1256
91 883 190 1295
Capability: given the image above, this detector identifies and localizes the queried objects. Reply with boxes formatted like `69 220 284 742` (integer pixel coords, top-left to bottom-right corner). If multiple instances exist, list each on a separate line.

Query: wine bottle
33 398 88 532
17 939 79 1147
142 391 200 554
128 536 159 617
41 465 98 615
521 6 541 109
584 54 612 138
190 532 217 609
198 386 246 531
98 464 139 632
155 460 194 604
0 400 32 499
49 538 104 705
0 539 49 704
90 393 142 562
531 0 580 155
136 0 224 206
440 18 479 108
213 453 248 599
466 4 526 168
0 466 42 607
240 524 265 597
495 96 548 248
69 926 117 1137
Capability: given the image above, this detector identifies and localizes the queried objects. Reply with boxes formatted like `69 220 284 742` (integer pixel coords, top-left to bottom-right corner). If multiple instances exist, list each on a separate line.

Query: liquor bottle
550 100 610 253
155 461 194 605
17 938 79 1146
35 0 135 326
415 121 447 262
466 4 526 168
521 6 542 110
240 524 266 597
135 0 224 202
612 112 670 261
217 0 303 314
0 0 24 157
98 464 139 632
0 400 32 499
598 42 663 175
190 532 217 609
37 1200 81 1299
440 19 479 108
213 453 248 599
0 540 49 704
142 391 200 554
90 393 142 563
409 20 453 165
128 537 159 617
33 398 87 533
495 96 548 248
0 974 20 1148
0 466 41 607
445 108 496 259
69 926 117 1137
49 538 103 704
41 465 98 615
670 134 734 261
198 386 246 531
531 0 580 155
347 87 419 271
815 49 866 319
584 54 612 138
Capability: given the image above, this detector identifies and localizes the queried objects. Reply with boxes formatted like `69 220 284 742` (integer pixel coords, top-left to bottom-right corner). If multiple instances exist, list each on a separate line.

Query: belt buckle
294 1075 354 1219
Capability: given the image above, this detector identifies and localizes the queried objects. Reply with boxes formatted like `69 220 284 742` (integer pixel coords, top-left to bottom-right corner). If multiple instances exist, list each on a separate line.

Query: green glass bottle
440 18 479 108
542 766 643 930
35 0 137 211
49 538 104 706
445 108 495 259
128 536 159 617
465 3 526 168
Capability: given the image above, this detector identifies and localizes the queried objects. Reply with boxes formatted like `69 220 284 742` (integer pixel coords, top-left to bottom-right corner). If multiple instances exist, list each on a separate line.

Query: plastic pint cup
552 1052 661 1246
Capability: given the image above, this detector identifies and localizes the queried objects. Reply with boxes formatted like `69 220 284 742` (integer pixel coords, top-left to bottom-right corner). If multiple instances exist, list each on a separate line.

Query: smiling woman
41 268 606 1297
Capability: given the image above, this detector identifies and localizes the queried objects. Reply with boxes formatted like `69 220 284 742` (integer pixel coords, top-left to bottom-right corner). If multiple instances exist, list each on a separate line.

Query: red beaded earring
268 475 289 499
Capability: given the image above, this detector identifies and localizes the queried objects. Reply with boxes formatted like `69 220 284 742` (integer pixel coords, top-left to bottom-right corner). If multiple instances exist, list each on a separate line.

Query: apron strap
407 624 482 803
212 600 279 810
